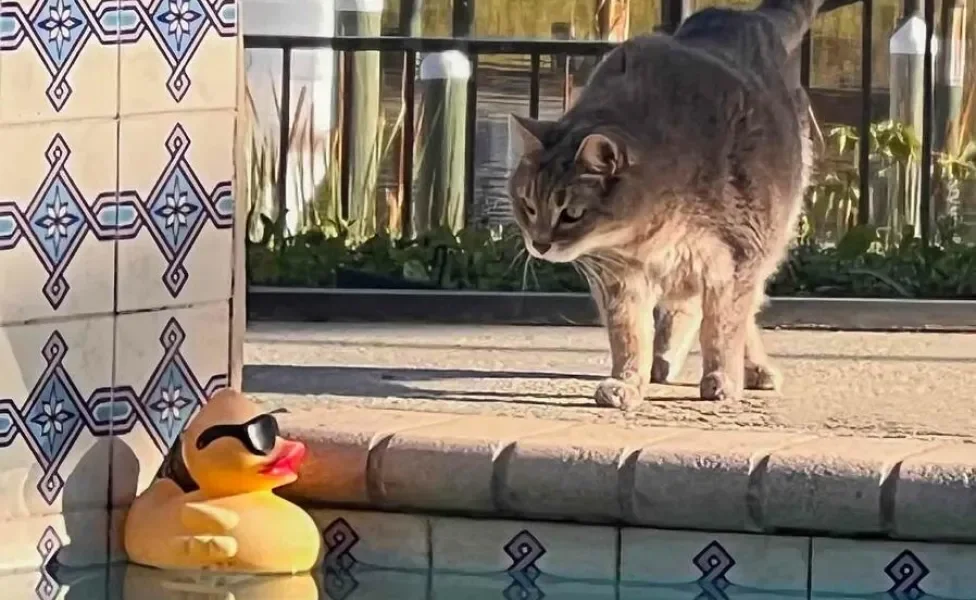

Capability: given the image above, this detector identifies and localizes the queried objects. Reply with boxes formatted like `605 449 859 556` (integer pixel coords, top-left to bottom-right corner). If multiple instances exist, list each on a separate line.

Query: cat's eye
560 205 585 224
522 199 537 217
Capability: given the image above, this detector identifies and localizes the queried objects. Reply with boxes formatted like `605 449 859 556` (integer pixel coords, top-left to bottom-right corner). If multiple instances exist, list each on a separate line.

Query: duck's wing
171 534 239 563
181 502 240 534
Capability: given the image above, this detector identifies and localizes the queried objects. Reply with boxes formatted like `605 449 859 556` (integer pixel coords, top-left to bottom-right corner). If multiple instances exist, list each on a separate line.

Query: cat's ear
575 133 628 175
509 114 553 156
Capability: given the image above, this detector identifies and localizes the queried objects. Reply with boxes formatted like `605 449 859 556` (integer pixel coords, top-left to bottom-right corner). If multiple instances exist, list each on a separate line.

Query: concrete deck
246 322 975 439
245 322 976 540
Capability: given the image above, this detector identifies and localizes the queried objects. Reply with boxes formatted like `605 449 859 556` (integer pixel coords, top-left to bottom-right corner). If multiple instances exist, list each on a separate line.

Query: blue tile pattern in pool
885 550 929 599
505 529 546 600
322 518 360 600
693 540 735 598
13 510 976 599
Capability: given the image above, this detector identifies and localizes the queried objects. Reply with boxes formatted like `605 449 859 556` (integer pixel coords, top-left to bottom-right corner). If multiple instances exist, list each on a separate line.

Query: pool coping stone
278 406 976 543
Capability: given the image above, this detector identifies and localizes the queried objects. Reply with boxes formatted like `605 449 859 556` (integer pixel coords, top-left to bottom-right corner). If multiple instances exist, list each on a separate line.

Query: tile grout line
425 515 434 597
0 299 232 330
806 536 813 600
104 91 122 578
614 525 622 600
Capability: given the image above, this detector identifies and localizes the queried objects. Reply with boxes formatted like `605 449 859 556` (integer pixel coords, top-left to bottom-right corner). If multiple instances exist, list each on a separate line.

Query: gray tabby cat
508 0 827 407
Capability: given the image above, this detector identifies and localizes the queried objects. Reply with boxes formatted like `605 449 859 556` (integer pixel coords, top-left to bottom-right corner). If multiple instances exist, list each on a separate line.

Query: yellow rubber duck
123 389 322 574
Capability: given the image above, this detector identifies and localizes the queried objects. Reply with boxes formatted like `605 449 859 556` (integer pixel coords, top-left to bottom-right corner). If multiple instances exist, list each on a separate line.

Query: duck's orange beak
259 439 306 478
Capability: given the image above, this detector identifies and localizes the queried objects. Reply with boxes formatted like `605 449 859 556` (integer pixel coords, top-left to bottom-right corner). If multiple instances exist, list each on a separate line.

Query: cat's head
507 114 643 263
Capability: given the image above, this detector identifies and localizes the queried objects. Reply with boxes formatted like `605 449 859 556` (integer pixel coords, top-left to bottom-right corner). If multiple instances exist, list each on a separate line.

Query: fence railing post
337 0 384 239
274 46 292 248
858 0 874 226
919 0 936 247
414 52 472 234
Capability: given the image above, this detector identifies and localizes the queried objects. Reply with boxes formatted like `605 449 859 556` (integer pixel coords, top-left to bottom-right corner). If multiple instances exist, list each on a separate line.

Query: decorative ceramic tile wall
110 302 230 505
116 113 234 312
0 509 108 573
0 0 240 575
0 120 117 323
0 0 238 122
0 316 114 516
0 0 120 123
117 0 238 114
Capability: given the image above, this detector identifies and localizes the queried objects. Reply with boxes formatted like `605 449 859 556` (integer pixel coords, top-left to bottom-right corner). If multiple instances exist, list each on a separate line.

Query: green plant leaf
835 225 878 260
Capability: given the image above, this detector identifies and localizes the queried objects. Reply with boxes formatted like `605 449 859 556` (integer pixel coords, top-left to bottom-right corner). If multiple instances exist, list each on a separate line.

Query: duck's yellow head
181 389 305 497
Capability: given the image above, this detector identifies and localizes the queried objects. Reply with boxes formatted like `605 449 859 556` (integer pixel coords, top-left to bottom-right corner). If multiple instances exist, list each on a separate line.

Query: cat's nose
532 241 552 254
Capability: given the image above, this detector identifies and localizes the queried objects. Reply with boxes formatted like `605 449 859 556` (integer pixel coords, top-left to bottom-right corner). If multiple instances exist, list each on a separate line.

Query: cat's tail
756 0 837 53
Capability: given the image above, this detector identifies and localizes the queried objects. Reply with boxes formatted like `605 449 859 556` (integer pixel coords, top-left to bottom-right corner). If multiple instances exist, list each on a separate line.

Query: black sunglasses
195 408 288 456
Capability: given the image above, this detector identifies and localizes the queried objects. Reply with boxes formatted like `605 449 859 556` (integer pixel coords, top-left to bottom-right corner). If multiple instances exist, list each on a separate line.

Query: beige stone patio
245 322 976 440
243 322 976 540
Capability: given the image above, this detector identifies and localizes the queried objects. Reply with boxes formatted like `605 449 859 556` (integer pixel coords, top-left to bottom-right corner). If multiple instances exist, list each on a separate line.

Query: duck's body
123 390 322 574
125 480 321 573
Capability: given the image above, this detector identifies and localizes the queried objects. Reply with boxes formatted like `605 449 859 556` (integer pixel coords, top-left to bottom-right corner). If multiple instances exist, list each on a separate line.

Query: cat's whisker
521 254 533 291
529 260 541 289
505 247 528 276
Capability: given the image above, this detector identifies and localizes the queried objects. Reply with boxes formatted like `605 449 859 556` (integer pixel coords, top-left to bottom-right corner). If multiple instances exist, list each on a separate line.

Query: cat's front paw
699 371 739 401
594 378 644 411
745 363 782 391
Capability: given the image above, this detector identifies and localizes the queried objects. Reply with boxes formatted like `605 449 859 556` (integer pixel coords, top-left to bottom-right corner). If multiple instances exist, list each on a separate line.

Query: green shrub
248 222 976 299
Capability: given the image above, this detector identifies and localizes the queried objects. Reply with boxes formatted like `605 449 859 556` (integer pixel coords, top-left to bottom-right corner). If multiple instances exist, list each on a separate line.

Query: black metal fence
244 0 953 246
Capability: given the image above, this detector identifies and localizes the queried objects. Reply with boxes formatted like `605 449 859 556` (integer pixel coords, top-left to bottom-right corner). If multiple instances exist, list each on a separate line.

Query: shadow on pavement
243 364 603 407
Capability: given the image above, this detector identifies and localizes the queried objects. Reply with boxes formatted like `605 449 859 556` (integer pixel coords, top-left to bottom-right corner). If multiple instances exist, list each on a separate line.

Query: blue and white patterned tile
109 301 229 506
430 516 617 581
811 537 976 600
117 0 236 114
308 509 430 571
0 509 108 575
0 121 117 325
116 113 234 312
0 570 72 600
0 0 118 123
0 316 114 517
620 529 809 593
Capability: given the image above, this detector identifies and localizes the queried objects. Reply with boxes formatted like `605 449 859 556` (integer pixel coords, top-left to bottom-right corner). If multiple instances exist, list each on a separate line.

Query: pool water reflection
7 561 818 599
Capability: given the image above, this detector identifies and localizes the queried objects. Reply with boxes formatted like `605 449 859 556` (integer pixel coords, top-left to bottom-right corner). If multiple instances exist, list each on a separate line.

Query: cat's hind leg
744 292 782 391
698 274 755 401
650 297 702 384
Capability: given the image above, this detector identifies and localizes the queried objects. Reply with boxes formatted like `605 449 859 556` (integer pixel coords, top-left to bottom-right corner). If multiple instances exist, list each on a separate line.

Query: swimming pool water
10 561 816 599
